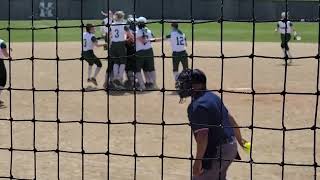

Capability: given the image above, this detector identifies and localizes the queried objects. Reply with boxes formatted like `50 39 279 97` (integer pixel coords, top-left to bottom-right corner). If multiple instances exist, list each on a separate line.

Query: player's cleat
87 78 91 83
145 83 151 90
146 83 159 90
112 79 125 90
108 81 115 89
151 83 160 90
90 78 98 86
135 86 146 93
124 80 134 90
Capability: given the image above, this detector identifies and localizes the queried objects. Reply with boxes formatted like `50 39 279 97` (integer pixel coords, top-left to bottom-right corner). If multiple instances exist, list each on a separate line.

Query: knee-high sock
143 71 151 83
136 72 145 89
88 65 93 79
149 71 156 84
173 71 179 81
127 71 135 82
113 64 119 80
93 67 101 79
118 64 126 81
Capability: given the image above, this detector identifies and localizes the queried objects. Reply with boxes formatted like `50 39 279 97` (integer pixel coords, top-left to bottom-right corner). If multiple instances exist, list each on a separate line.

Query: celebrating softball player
176 69 249 180
275 12 297 64
101 10 113 50
124 15 137 89
166 22 189 87
135 17 161 91
82 24 105 86
109 11 133 89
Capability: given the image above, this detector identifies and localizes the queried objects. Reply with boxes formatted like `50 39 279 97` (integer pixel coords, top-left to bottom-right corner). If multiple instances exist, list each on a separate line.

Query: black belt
173 50 186 53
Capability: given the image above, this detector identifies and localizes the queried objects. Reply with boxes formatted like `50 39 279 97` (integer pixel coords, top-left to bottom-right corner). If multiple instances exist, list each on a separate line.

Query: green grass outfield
0 20 318 43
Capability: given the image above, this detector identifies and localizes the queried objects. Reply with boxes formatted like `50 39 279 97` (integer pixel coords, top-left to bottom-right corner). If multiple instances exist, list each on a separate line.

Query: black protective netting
0 0 319 179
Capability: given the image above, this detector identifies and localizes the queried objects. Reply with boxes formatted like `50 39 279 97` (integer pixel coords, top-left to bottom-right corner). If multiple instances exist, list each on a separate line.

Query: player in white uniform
109 11 133 88
82 24 104 86
101 10 113 50
0 39 10 108
275 12 296 64
135 17 161 90
166 23 189 86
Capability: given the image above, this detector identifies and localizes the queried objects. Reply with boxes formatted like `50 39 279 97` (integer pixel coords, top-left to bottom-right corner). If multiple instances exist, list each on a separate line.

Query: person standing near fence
0 38 10 108
166 22 189 87
176 69 248 180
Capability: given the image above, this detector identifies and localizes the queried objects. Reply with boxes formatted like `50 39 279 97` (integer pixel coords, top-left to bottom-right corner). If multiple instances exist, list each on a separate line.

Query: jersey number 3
114 29 120 38
176 36 184 46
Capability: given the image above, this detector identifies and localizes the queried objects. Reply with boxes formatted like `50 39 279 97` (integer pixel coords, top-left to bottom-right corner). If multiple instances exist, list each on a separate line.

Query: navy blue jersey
188 91 234 169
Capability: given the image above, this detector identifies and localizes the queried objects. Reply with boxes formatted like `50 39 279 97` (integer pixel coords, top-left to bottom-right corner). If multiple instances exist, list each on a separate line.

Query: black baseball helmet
175 68 207 101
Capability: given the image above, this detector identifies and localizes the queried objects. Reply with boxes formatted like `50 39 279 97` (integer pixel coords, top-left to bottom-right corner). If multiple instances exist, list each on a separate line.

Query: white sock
113 64 119 80
150 71 156 84
143 71 151 83
173 71 179 81
88 65 93 79
127 71 134 82
93 67 101 79
119 64 126 81
136 72 146 89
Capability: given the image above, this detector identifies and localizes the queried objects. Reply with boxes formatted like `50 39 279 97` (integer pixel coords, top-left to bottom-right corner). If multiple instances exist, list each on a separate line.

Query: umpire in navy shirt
176 69 247 180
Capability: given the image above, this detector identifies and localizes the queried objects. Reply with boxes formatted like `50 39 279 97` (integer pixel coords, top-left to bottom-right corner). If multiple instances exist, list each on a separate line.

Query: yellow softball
243 142 251 154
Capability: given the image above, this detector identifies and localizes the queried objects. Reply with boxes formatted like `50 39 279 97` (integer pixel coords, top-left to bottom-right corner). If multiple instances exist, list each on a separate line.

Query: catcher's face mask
176 69 207 103
176 69 193 101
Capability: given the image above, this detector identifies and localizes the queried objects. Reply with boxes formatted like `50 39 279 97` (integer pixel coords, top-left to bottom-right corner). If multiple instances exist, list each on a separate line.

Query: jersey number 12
176 36 185 46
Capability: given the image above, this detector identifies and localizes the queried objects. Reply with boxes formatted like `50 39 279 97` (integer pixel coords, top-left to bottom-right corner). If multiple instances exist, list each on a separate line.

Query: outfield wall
0 0 318 21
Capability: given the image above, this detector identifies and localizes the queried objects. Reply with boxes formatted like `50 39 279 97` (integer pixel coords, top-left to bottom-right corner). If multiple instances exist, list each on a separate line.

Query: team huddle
0 11 297 105
82 10 189 91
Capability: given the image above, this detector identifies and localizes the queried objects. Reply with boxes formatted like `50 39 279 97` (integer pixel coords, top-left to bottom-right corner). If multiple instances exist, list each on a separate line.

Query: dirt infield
0 41 319 180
